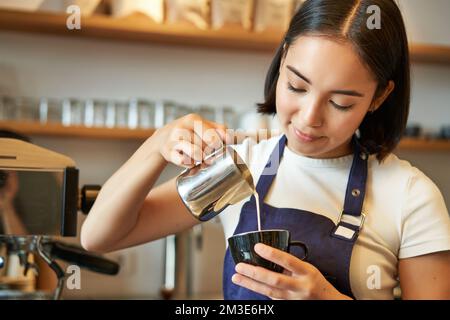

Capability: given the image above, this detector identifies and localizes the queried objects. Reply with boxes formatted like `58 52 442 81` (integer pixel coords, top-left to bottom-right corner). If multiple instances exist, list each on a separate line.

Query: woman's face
276 36 379 158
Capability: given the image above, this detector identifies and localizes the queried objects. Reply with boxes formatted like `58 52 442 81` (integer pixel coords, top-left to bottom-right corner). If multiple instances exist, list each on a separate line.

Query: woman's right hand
81 113 231 253
151 113 231 168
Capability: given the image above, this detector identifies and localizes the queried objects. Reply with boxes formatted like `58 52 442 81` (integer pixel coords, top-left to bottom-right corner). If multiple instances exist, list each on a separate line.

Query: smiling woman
219 0 449 300
258 0 408 161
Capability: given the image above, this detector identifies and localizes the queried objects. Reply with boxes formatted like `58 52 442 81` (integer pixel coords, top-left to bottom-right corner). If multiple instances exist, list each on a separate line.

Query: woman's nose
299 100 323 128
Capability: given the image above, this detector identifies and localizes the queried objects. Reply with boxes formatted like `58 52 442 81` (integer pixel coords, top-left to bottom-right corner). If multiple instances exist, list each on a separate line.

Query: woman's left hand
232 243 353 300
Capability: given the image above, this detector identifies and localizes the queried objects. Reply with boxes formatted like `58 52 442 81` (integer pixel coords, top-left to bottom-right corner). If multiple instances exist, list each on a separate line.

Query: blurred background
0 0 449 299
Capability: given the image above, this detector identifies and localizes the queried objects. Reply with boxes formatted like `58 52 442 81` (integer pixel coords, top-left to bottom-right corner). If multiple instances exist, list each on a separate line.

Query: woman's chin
286 134 328 157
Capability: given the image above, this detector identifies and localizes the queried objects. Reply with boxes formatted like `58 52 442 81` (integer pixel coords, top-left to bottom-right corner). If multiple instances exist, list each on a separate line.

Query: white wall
1 0 450 298
398 0 450 46
0 32 270 109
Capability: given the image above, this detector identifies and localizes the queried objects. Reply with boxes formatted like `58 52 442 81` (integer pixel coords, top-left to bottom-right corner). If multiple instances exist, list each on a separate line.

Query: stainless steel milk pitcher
176 145 255 221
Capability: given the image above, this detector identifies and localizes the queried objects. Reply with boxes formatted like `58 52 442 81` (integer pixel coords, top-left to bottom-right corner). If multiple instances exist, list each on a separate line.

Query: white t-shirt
219 135 450 300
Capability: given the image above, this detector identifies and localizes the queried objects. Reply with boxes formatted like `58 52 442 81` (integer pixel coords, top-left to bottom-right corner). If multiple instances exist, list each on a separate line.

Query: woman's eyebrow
287 65 311 84
286 64 365 97
331 89 364 97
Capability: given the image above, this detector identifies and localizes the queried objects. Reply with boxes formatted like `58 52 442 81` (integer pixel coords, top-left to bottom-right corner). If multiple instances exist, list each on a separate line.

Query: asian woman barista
81 0 450 300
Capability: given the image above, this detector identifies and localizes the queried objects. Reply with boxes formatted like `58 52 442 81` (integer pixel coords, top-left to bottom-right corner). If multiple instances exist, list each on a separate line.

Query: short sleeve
399 168 450 259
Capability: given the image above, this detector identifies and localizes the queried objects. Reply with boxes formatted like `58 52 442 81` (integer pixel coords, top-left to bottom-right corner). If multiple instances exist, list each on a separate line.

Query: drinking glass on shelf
39 98 63 124
137 99 156 129
105 100 116 128
93 99 108 127
197 105 215 122
83 99 107 127
114 100 129 128
0 96 18 121
155 100 178 128
224 107 236 129
16 97 40 122
62 98 85 126
176 104 193 119
215 106 236 129
127 98 139 129
163 100 179 124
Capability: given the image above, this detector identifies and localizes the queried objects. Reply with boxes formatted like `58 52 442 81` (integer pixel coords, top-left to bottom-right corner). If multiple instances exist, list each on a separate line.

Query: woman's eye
330 100 353 111
287 83 306 93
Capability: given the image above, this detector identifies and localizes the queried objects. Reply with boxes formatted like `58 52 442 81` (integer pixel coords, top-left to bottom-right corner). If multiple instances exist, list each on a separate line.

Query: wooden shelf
2 121 450 151
0 9 450 63
409 44 450 65
0 120 264 143
0 9 282 52
396 137 450 151
0 121 155 140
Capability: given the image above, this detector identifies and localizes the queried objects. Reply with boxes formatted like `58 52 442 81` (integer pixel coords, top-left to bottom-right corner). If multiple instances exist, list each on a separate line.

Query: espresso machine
0 137 118 299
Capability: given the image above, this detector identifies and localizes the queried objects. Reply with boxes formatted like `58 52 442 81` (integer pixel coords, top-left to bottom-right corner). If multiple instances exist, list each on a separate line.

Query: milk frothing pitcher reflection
176 145 255 221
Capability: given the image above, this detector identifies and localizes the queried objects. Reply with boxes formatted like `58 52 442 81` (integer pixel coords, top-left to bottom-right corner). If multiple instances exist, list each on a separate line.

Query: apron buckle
331 211 366 241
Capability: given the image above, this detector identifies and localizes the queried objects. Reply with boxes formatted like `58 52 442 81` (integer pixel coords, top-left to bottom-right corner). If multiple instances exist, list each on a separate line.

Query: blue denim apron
223 135 368 299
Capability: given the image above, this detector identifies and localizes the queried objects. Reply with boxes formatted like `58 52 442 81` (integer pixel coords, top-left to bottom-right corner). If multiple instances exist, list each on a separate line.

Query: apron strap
254 135 287 199
332 136 369 241
342 137 368 217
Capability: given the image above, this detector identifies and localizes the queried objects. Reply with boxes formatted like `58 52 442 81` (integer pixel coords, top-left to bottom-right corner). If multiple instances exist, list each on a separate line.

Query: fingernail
254 243 267 254
231 274 240 284
235 263 243 273
254 243 265 253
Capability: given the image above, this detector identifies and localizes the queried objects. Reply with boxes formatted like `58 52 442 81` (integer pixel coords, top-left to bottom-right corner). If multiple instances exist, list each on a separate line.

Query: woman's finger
231 273 288 300
169 139 203 167
235 263 302 292
254 243 310 275
194 120 227 154
180 114 226 155
167 148 191 168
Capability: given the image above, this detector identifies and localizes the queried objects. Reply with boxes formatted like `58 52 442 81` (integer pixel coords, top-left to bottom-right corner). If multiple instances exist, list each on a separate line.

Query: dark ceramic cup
228 229 308 273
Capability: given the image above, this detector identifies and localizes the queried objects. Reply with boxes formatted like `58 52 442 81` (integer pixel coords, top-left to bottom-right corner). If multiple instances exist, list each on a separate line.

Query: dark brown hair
257 0 410 161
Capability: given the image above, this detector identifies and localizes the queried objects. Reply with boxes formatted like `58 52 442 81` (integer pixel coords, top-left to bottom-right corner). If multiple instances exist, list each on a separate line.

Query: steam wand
35 236 65 300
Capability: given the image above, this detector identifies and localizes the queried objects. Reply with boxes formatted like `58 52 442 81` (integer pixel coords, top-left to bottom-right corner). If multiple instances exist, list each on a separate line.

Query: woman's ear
371 80 395 112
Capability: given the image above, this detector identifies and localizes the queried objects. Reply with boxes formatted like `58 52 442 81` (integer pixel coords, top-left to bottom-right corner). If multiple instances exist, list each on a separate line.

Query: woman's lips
293 127 323 143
